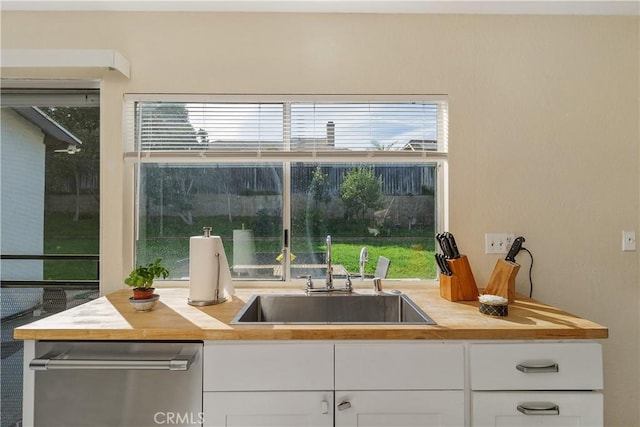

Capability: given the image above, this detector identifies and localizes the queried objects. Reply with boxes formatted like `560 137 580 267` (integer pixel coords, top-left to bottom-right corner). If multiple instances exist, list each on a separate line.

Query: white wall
0 108 45 279
1 11 638 426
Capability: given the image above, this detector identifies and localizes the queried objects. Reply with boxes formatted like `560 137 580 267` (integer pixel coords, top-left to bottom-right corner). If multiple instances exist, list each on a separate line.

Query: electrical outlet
622 230 636 251
485 233 516 254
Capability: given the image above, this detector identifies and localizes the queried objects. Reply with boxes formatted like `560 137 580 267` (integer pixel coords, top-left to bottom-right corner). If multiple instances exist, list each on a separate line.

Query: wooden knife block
484 259 521 303
439 255 479 302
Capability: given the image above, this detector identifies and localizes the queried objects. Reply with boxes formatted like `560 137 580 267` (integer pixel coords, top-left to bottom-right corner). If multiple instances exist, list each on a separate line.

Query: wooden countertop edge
14 326 608 341
13 287 608 341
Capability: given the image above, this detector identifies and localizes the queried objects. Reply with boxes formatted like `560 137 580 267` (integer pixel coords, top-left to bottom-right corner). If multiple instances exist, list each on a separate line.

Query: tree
309 166 330 208
42 106 99 221
141 104 199 225
339 167 385 220
297 166 331 236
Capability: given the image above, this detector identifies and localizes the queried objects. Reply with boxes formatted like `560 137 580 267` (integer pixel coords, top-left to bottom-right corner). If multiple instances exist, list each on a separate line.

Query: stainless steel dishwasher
30 341 203 427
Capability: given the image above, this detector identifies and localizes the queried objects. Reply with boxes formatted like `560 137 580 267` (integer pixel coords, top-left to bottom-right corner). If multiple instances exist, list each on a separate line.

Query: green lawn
43 213 99 280
329 243 437 279
43 213 437 280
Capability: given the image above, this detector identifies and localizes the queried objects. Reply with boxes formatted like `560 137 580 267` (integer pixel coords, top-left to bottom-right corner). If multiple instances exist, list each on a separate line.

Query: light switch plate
485 233 515 254
622 230 636 251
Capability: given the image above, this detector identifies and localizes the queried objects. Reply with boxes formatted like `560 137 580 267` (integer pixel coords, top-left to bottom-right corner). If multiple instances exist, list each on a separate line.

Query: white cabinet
335 343 464 390
472 391 603 426
469 342 603 391
335 390 464 427
203 342 333 427
335 343 465 426
204 391 333 427
203 342 334 391
469 343 603 427
202 341 603 427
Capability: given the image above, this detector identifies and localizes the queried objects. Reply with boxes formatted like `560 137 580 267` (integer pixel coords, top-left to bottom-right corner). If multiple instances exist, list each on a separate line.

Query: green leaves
124 258 169 289
339 167 385 220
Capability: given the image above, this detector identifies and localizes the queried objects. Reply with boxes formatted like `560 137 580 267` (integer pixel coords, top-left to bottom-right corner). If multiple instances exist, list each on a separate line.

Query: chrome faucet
326 235 333 289
304 234 352 294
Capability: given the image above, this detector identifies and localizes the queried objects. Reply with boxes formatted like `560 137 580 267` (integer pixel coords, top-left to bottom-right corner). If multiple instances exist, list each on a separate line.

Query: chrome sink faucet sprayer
359 247 368 281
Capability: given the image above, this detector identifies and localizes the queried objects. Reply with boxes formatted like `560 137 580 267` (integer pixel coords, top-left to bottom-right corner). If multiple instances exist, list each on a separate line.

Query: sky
185 102 440 150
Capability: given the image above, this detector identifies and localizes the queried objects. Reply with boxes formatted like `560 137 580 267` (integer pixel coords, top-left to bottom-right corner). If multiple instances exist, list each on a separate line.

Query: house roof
12 106 83 148
386 139 437 151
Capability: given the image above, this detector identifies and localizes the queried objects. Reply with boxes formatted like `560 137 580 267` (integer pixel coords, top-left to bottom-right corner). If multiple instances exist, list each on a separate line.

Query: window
1 83 100 427
125 95 447 281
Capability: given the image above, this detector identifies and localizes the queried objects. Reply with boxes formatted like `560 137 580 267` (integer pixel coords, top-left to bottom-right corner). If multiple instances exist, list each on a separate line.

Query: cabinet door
203 391 333 427
472 391 603 427
335 390 464 427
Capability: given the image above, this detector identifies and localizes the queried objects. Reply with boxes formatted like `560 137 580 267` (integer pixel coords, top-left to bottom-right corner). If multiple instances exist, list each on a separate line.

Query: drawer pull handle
516 361 559 373
517 402 560 416
337 401 352 411
321 400 329 414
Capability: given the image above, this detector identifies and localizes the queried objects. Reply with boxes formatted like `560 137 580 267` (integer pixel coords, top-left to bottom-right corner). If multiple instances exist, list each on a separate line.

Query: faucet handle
373 278 383 294
345 274 353 291
301 275 314 291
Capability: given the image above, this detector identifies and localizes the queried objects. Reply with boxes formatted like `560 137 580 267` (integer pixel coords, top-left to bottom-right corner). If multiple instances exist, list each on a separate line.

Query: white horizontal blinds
128 97 448 158
290 102 446 152
136 102 284 151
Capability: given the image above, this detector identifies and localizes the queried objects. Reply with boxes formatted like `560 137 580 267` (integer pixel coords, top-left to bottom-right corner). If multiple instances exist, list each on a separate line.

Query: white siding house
0 107 81 317
1 108 46 281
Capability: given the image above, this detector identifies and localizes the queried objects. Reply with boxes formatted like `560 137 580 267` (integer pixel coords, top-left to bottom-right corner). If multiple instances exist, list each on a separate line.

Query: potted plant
124 258 169 300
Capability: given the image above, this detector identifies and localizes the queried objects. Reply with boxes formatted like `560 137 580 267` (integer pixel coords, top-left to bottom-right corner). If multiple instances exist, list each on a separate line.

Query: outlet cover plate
485 233 515 254
622 230 636 251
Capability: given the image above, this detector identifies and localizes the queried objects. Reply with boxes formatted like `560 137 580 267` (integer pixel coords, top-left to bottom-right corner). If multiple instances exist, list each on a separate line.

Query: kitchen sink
231 293 436 325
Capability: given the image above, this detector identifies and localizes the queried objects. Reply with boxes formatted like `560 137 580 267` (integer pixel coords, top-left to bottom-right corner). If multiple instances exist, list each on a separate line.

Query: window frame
123 94 448 284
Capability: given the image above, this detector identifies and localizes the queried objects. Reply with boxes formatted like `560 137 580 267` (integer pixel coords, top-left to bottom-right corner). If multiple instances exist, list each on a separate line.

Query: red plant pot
132 288 155 300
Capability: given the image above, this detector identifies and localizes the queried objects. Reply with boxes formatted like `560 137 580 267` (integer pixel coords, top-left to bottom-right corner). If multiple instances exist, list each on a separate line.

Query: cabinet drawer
203 342 333 391
335 342 464 390
469 342 602 390
472 391 603 426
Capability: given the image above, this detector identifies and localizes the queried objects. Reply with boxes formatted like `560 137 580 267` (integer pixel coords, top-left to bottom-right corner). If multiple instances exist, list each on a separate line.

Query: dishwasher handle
30 355 194 371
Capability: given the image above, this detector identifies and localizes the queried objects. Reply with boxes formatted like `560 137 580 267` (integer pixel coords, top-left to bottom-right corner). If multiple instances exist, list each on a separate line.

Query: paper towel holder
188 227 228 306
188 252 228 306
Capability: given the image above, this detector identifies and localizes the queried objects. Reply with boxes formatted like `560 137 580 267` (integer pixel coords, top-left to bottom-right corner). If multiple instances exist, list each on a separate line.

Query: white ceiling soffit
1 49 131 78
1 0 639 15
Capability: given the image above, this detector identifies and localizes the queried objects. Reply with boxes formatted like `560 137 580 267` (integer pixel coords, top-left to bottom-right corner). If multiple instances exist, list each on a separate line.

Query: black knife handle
445 232 461 258
440 235 455 259
505 236 525 262
434 254 445 275
435 233 445 253
436 254 452 276
443 256 453 276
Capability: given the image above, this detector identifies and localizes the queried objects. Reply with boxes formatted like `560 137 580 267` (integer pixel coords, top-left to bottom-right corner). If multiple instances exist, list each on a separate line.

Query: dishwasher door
32 341 203 427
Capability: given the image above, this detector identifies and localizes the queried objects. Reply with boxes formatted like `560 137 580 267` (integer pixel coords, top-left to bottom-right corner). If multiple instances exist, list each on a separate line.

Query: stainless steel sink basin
231 293 436 325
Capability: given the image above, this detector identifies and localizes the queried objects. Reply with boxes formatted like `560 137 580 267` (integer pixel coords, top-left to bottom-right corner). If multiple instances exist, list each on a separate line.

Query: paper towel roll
189 235 235 305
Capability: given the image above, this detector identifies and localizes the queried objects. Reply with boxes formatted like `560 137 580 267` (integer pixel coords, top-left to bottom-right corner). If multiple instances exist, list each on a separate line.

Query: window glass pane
41 106 100 280
136 163 283 280
1 105 100 281
137 102 284 151
290 162 437 280
291 103 440 151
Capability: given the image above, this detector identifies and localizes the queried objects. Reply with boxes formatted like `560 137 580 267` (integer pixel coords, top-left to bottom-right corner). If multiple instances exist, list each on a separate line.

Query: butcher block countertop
14 283 608 341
